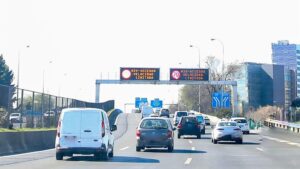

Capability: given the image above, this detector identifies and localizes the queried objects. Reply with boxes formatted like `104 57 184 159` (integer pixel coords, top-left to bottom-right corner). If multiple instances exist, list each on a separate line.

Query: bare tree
178 56 242 115
246 106 282 122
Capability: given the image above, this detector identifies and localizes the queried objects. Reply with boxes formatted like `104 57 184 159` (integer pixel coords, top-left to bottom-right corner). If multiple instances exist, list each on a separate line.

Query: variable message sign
170 68 209 81
120 67 160 80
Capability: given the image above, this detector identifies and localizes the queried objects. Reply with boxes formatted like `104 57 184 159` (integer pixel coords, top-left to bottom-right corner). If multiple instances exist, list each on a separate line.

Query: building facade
272 40 300 99
236 62 285 114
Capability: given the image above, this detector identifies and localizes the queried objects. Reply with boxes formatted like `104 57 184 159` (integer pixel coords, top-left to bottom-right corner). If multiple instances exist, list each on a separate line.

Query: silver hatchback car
136 117 176 152
211 121 243 144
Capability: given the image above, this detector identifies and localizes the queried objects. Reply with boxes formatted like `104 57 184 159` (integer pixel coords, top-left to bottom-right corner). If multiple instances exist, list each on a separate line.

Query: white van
55 108 117 160
141 106 153 119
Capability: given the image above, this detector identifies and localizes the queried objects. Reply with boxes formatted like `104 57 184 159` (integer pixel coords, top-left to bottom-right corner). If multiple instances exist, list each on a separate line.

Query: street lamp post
16 45 30 108
189 45 201 113
211 38 227 114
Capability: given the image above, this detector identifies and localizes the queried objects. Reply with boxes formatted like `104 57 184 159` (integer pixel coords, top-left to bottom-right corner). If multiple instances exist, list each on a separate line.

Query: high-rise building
272 40 299 104
297 45 300 97
236 62 285 114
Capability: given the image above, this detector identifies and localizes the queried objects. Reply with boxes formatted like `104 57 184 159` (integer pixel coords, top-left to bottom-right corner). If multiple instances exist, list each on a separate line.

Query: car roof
230 117 246 120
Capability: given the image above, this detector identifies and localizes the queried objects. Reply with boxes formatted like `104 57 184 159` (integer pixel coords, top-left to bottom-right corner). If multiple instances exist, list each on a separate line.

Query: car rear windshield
140 119 168 129
196 116 204 123
181 117 197 125
161 109 169 113
234 119 247 123
218 122 237 127
177 112 188 117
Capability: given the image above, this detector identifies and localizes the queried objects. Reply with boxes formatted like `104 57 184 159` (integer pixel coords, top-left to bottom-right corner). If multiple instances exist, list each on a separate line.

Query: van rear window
177 112 188 117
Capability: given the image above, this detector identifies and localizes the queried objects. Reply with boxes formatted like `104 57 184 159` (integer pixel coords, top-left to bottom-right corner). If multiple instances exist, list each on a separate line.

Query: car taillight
217 128 224 131
57 121 61 138
177 124 182 129
167 130 172 138
234 128 241 131
136 129 141 138
101 121 105 137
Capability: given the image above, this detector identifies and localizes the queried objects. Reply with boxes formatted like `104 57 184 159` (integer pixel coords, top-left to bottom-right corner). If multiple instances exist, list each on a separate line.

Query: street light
189 44 201 113
42 60 53 94
210 38 226 113
16 45 30 108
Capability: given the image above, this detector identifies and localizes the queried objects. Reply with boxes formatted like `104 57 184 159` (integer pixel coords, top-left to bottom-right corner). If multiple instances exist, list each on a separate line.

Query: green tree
0 54 15 110
0 54 15 127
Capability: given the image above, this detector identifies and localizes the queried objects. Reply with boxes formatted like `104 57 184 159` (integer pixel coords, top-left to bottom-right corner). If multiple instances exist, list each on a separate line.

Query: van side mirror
111 124 117 131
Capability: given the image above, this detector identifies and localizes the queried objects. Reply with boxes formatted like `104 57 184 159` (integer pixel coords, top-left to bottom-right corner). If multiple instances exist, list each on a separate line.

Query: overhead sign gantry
96 67 239 115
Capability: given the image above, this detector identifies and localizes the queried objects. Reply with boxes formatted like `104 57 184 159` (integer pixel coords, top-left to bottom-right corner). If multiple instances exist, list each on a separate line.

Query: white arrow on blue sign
212 92 230 108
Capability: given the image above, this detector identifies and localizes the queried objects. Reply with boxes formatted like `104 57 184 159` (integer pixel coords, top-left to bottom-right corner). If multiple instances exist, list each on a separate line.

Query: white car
9 113 21 122
230 117 250 134
212 121 243 144
55 108 117 160
141 106 154 119
173 111 188 125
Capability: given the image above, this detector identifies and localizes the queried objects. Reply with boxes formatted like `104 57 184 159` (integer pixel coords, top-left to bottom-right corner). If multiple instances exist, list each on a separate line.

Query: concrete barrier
264 119 300 134
0 108 122 156
0 130 56 156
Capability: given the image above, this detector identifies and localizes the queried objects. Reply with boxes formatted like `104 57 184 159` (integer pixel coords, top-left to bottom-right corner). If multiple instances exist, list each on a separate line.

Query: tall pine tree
0 54 15 109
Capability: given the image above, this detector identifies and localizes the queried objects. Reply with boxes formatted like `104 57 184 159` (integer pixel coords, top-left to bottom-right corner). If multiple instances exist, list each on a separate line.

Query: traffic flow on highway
1 108 300 169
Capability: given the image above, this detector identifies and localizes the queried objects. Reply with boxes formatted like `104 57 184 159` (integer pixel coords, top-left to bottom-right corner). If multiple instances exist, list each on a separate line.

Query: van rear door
80 110 102 148
60 110 81 148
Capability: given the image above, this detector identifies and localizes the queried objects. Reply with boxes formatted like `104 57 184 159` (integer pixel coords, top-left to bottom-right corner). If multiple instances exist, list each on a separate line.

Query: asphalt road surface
1 113 300 169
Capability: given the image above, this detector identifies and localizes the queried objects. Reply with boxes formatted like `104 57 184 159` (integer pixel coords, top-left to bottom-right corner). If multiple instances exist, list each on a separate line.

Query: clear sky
0 0 299 110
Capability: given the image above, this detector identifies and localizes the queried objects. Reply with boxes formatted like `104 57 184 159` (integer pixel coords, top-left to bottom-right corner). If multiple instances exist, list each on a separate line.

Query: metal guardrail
264 119 300 133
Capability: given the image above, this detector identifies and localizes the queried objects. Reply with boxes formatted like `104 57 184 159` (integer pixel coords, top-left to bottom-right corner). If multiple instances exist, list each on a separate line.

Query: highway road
1 113 300 169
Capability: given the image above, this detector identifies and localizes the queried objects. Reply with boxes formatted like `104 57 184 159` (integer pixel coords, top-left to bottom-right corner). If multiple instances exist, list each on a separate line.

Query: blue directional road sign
135 97 141 108
212 92 230 108
135 97 148 108
151 98 163 108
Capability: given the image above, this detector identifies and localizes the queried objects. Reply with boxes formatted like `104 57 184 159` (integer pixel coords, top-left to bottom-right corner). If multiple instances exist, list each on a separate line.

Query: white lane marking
189 140 193 144
191 147 196 151
184 158 192 165
287 142 299 146
263 136 300 148
0 149 54 158
120 146 129 151
256 148 264 152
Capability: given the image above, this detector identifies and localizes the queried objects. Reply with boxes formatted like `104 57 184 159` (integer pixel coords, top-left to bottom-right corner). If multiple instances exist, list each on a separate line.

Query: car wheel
167 145 174 152
108 145 114 158
177 134 181 139
136 146 141 152
197 134 201 139
236 139 243 144
213 139 218 144
101 150 109 161
56 152 63 160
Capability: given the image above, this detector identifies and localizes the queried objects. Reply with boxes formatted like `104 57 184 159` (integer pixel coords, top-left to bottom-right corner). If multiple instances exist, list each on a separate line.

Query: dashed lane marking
120 146 129 151
256 148 264 152
184 158 192 165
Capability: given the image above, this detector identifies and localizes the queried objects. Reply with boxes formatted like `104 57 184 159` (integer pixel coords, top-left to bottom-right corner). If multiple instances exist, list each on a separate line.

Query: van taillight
167 130 172 138
57 121 61 138
136 129 141 138
101 121 105 137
